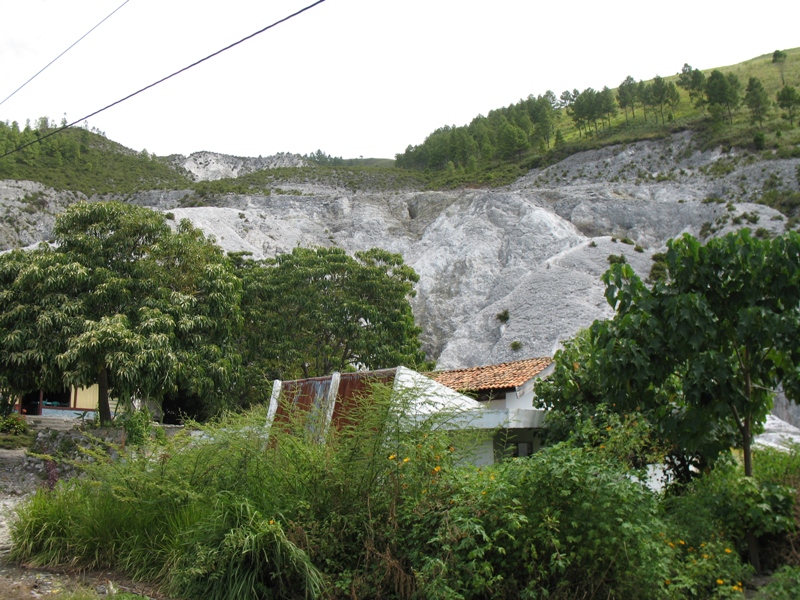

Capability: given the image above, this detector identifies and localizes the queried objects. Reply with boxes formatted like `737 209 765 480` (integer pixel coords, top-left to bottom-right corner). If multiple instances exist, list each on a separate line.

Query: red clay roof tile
430 357 552 392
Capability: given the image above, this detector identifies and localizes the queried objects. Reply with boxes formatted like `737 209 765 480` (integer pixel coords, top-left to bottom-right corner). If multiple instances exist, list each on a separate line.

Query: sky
0 0 798 160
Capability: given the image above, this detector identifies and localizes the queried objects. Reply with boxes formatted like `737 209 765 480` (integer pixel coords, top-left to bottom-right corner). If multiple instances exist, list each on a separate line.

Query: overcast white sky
1 0 797 159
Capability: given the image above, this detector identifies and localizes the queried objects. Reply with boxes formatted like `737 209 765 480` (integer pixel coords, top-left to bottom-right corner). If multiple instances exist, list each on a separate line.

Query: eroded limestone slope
1 132 797 369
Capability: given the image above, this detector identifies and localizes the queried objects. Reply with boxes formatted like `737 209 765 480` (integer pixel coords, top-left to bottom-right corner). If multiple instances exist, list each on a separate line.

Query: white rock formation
170 151 307 181
2 133 798 372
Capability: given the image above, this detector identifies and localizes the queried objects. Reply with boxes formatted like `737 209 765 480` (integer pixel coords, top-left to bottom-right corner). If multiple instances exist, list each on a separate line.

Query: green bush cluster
119 408 154 447
10 387 800 599
0 413 29 435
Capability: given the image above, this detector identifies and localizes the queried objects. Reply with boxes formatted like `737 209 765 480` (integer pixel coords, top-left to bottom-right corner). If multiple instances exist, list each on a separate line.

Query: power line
0 0 328 161
0 0 133 108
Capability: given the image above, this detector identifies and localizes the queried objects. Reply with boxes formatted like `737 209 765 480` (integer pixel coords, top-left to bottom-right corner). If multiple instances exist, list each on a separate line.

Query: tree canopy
537 230 800 570
233 246 430 384
744 77 771 129
538 229 800 481
776 86 800 127
600 230 800 476
0 202 242 421
1 205 432 418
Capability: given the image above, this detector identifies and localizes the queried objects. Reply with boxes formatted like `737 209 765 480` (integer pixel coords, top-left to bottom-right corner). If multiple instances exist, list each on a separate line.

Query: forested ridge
1 49 799 197
396 48 800 188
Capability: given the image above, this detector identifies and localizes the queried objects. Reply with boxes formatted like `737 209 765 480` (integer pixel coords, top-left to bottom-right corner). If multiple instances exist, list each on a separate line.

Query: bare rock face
2 132 798 369
169 151 307 181
0 181 86 249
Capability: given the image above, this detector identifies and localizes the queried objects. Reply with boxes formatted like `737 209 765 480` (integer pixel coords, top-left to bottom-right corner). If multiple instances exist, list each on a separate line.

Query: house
429 357 554 462
266 366 482 436
14 385 114 420
268 358 554 465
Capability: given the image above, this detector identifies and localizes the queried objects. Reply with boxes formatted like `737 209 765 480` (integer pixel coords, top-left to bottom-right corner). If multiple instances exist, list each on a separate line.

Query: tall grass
11 385 799 599
10 385 481 598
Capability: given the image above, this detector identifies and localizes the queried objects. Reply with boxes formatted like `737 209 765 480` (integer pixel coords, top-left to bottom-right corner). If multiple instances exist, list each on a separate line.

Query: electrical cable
0 0 133 108
0 0 328 160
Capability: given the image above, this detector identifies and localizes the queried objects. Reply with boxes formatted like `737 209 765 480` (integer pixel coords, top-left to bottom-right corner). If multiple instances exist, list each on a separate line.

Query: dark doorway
21 388 71 415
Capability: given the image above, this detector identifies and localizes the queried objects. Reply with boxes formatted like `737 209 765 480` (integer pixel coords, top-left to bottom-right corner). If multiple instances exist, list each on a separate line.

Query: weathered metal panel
329 370 396 430
274 369 397 433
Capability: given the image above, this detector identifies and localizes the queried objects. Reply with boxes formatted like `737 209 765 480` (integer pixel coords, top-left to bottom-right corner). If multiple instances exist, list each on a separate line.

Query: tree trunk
743 416 752 477
98 366 112 424
742 413 762 572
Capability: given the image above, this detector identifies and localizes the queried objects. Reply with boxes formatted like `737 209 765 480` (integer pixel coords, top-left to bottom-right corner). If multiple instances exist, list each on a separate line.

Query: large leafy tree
0 202 242 422
595 230 800 479
234 246 430 381
535 329 738 485
538 230 800 571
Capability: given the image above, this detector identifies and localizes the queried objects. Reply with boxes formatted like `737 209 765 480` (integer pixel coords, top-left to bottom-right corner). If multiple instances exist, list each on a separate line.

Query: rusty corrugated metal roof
275 369 398 430
430 357 552 392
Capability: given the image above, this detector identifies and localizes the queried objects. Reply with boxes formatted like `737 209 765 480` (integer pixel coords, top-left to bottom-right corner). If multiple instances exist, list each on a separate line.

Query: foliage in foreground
536 229 800 572
12 385 797 599
0 201 243 422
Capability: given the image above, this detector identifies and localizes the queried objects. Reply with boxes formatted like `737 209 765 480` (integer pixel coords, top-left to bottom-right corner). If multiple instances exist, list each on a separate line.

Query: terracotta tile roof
430 357 553 392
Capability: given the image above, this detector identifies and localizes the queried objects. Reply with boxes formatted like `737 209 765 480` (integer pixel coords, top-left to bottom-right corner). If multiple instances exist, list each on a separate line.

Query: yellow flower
605 426 612 431
668 542 675 548
449 446 455 452
679 540 685 545
269 519 275 525
664 579 671 586
702 554 709 559
388 454 396 460
482 490 487 495
724 548 732 554
433 465 441 473
403 457 410 463
716 579 724 585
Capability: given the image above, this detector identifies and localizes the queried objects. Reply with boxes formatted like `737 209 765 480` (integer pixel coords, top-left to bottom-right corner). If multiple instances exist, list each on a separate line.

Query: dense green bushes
10 386 800 599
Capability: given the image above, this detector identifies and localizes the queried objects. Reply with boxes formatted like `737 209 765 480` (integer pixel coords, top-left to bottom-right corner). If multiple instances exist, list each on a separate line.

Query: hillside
3 130 798 371
395 47 800 189
2 49 800 371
